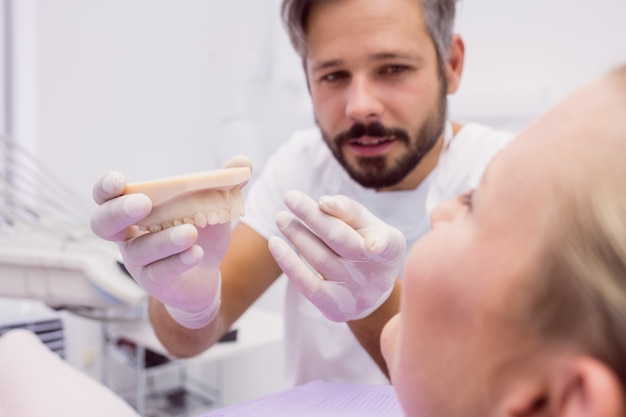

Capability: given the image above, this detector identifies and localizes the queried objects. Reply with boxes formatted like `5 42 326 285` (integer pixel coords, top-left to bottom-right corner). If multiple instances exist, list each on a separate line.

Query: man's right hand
89 157 251 329
90 169 225 328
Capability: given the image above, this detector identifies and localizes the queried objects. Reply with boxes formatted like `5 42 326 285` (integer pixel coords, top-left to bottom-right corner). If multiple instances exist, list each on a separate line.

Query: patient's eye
458 189 474 209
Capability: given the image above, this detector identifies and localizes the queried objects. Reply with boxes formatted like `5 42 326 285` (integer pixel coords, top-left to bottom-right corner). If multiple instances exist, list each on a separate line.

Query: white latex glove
268 190 406 322
90 156 252 329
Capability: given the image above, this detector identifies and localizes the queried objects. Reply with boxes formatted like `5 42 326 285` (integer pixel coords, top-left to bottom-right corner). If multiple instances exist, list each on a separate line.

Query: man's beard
322 85 448 189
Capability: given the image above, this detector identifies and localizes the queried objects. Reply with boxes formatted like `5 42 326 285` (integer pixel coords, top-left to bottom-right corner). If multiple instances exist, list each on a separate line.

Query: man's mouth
349 136 395 147
346 136 395 156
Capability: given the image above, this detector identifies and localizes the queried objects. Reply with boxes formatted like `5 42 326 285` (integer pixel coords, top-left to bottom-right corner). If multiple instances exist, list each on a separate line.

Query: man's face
304 0 447 190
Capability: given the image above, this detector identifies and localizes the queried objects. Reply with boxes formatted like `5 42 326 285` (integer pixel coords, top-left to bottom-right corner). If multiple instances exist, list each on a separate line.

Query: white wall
30 0 312 197
0 0 7 133
3 0 626 412
450 0 626 130
14 0 626 195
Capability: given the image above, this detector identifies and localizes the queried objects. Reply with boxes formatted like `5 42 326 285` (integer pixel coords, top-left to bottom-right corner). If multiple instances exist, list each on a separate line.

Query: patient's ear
506 356 624 417
556 356 624 417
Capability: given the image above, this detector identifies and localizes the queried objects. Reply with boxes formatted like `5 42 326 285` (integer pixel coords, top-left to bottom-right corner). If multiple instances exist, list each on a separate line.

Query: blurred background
1 0 625 415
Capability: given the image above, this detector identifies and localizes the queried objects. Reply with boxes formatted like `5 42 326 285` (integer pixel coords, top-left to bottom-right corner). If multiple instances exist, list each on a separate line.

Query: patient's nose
429 197 462 229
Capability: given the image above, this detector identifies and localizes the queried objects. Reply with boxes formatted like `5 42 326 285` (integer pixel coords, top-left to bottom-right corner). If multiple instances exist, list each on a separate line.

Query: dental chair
0 135 146 317
0 136 149 416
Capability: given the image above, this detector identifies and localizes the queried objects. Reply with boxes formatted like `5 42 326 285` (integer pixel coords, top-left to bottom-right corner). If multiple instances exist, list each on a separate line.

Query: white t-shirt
242 122 513 386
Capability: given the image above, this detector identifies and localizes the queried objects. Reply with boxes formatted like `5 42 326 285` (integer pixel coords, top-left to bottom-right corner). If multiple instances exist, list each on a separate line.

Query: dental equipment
0 136 146 317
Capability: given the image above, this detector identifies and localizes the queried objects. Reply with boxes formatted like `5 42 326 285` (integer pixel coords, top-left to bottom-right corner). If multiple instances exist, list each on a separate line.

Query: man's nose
345 76 384 123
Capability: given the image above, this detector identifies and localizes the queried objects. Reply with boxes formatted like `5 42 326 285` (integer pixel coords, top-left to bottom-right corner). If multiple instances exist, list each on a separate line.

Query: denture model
124 167 251 232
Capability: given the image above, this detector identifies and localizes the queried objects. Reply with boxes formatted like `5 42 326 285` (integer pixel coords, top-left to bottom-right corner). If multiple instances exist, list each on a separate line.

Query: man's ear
554 356 624 417
302 58 312 95
445 34 465 95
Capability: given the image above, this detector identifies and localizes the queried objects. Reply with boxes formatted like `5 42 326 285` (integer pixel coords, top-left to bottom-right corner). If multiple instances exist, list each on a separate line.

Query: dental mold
124 167 251 232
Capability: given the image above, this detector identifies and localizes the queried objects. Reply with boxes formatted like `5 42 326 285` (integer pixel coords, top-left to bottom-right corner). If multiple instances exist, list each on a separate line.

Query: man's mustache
335 122 410 146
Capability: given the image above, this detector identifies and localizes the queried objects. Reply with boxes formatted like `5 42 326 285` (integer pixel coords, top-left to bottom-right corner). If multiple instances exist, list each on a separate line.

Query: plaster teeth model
124 167 251 232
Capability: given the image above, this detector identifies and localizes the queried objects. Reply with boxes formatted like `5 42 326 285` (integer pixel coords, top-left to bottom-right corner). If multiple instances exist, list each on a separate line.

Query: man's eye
458 190 474 208
380 65 409 76
321 71 348 83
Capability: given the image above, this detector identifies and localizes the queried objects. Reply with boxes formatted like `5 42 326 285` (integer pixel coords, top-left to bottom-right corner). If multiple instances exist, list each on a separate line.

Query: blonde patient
381 64 626 417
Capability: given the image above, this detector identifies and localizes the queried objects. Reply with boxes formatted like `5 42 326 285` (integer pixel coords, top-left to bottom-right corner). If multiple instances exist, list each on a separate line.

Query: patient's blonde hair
528 66 626 386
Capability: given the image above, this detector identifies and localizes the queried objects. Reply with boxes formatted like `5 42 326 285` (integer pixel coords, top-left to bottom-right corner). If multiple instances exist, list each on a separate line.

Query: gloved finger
193 221 232 271
90 193 152 242
268 237 364 322
275 211 351 282
223 154 252 170
362 224 407 263
268 236 329 304
121 223 199 268
223 155 253 189
282 190 366 259
318 194 381 229
92 171 127 205
134 246 204 297
320 194 407 260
